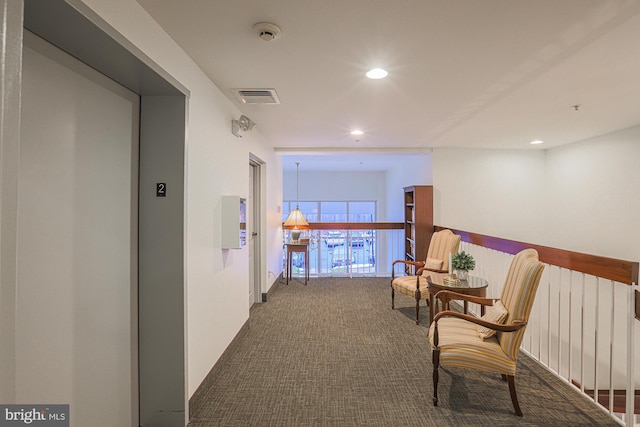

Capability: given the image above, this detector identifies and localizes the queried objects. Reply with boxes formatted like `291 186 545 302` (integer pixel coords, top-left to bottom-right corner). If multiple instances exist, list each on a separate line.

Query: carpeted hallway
189 277 618 426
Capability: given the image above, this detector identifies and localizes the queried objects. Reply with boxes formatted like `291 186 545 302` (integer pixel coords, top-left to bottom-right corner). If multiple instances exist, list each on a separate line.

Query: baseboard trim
262 272 283 302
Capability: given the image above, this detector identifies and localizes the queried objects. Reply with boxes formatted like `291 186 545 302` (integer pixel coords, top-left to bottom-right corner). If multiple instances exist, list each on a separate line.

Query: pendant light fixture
283 162 309 242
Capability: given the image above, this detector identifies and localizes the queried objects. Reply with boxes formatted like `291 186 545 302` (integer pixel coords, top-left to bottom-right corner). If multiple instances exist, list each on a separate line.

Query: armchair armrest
391 259 425 279
431 310 527 347
433 310 527 332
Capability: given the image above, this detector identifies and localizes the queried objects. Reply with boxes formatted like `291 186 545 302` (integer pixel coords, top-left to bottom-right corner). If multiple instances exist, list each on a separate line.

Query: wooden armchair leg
432 348 440 406
415 290 421 325
391 287 395 309
507 375 523 417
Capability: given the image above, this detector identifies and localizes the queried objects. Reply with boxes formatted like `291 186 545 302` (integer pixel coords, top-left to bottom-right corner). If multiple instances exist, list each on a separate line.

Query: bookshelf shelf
403 185 433 274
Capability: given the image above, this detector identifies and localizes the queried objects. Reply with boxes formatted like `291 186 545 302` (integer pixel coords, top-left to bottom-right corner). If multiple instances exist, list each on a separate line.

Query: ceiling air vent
233 88 280 105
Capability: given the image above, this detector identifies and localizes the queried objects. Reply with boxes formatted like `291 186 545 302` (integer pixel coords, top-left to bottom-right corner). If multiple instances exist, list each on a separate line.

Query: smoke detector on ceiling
253 22 282 41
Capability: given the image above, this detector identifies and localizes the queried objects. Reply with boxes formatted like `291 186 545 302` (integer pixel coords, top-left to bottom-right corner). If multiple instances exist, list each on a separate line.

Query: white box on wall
221 196 246 249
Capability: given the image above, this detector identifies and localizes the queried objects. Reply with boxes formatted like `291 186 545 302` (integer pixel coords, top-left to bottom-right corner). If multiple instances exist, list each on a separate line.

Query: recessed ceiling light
366 68 388 79
530 140 544 145
350 130 364 136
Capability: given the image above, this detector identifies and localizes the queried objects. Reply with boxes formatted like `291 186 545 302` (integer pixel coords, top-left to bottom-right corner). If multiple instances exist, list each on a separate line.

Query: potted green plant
451 251 475 281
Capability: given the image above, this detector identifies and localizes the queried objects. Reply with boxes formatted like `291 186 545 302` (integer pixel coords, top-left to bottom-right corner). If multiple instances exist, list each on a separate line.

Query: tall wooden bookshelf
403 185 434 274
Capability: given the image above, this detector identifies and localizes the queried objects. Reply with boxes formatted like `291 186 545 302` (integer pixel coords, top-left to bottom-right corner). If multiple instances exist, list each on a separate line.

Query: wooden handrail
282 222 404 230
435 226 639 286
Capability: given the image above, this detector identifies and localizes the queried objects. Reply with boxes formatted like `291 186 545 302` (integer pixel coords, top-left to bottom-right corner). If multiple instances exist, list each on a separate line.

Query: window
320 202 346 222
346 201 375 222
283 200 378 277
283 201 376 223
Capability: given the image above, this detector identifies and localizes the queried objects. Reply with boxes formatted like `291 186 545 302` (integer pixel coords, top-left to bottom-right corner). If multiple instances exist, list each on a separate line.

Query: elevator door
17 31 139 426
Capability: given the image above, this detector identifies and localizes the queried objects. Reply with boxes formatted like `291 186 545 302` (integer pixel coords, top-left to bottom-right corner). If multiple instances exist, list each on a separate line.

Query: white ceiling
138 0 640 168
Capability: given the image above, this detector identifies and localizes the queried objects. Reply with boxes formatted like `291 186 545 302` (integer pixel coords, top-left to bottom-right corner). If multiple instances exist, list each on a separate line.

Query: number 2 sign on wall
156 183 166 197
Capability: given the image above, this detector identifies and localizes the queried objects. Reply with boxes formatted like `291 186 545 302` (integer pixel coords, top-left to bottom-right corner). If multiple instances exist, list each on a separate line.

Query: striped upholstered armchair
429 248 545 416
391 229 461 325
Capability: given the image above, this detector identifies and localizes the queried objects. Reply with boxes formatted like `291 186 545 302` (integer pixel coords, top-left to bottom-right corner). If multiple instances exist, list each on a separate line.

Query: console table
285 243 309 285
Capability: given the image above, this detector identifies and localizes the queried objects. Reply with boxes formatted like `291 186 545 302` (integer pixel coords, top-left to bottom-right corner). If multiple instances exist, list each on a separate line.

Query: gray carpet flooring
189 277 618 426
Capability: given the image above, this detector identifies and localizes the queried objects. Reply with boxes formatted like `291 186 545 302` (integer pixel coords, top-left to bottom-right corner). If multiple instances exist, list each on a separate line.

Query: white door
248 159 262 306
17 31 139 426
248 163 255 306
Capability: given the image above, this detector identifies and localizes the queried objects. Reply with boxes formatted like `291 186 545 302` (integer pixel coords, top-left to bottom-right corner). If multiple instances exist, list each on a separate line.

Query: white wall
545 126 640 259
385 154 432 221
284 170 387 216
433 125 640 261
433 148 546 243
77 0 284 397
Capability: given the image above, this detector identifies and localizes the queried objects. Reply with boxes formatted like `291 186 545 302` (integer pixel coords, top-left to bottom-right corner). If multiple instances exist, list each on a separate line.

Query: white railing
284 226 404 278
460 241 639 426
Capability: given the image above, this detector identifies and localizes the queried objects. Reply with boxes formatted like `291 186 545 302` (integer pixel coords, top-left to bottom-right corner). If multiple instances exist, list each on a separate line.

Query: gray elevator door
17 30 139 426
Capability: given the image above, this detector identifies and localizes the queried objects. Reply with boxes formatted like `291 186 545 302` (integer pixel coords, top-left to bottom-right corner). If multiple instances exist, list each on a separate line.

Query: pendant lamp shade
283 208 310 229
